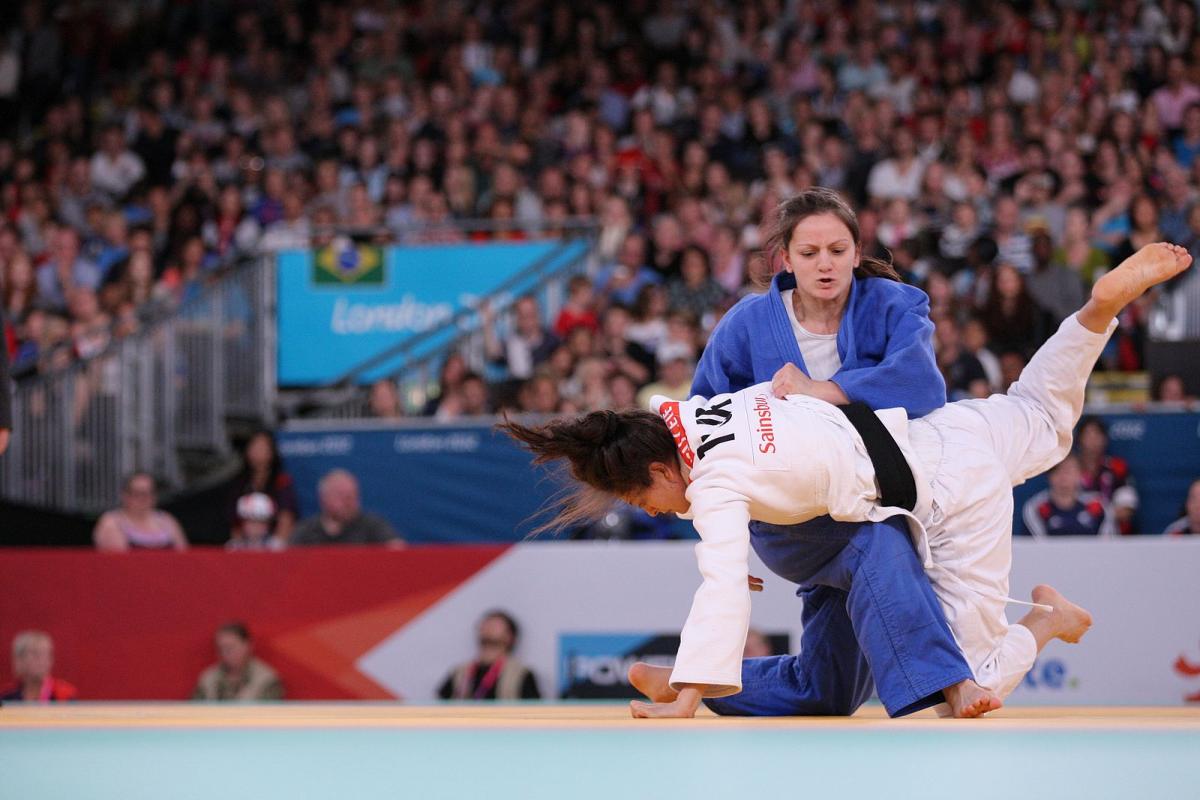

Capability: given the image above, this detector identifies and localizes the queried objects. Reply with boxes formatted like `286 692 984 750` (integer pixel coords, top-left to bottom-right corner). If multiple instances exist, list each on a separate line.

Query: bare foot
630 687 702 719
628 662 678 703
1028 584 1093 644
1092 242 1193 308
943 679 1003 719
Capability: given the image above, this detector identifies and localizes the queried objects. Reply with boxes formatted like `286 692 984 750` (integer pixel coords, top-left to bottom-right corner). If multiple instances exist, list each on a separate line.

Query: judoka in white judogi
653 314 1116 701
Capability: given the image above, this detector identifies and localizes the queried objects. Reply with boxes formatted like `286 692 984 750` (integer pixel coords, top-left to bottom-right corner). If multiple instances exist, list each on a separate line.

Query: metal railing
1 217 599 510
0 259 275 513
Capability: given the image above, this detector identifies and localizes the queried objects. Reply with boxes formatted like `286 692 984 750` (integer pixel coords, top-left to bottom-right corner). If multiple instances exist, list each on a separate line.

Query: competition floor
4 703 1199 799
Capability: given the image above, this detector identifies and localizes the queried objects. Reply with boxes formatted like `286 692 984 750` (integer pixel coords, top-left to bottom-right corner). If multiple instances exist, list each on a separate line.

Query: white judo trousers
906 314 1118 698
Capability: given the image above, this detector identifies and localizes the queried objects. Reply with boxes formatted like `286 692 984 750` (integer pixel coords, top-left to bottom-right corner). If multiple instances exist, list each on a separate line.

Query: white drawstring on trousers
927 562 1054 613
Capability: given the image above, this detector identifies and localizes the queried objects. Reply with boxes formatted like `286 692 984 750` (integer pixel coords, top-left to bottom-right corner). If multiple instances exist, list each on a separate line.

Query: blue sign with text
276 239 588 385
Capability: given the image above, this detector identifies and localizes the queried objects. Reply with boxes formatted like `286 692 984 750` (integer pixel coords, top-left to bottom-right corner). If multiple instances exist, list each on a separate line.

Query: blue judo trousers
704 516 973 718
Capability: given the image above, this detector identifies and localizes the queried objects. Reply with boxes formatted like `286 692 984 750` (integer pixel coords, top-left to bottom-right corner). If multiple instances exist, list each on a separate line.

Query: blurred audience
192 622 284 701
226 430 299 544
1021 454 1114 538
438 610 541 701
226 492 285 552
1164 478 1200 536
1076 416 1139 536
290 468 403 547
93 471 188 551
0 631 77 702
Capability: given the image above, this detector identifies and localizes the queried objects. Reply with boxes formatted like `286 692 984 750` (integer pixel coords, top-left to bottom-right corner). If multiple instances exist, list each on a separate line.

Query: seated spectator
596 304 653 386
1155 373 1198 408
226 493 284 552
0 631 77 702
935 316 989 401
981 263 1050 359
998 350 1026 393
1076 416 1138 536
517 373 561 414
438 610 541 700
1164 478 1200 536
290 469 404 547
626 284 670 355
938 202 982 270
226 431 299 544
368 377 405 419
552 275 599 338
36 225 102 313
962 316 1003 392
666 245 727 320
1021 454 1114 538
67 287 110 361
1055 206 1110 287
435 371 491 419
1027 230 1086 327
607 371 639 410
89 124 145 201
596 233 661 308
192 622 284 701
483 295 558 381
636 343 695 408
422 352 469 416
989 195 1034 273
93 472 189 551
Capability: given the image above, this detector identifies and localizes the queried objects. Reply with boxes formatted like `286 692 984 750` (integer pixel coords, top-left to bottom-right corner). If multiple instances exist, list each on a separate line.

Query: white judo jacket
652 384 937 698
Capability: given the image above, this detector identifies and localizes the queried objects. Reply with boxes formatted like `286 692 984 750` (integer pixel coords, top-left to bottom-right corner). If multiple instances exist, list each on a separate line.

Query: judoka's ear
649 462 672 481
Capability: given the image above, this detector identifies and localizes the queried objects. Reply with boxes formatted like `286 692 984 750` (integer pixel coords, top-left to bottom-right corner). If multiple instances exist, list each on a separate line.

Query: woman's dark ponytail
498 409 679 535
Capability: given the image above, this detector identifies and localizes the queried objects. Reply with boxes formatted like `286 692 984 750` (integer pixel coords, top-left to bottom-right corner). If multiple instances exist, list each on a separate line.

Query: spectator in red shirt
0 631 77 702
553 274 600 338
1076 416 1138 535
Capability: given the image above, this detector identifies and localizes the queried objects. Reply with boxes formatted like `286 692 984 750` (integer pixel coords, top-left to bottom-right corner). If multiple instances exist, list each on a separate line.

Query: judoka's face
781 213 857 304
626 462 691 517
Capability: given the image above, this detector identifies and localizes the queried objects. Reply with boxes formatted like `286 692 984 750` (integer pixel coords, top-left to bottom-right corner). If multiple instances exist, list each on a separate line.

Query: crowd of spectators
0 0 1179 540
3 0 1200 392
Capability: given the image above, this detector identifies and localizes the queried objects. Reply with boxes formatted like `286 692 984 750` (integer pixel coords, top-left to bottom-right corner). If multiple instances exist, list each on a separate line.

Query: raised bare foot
1093 242 1193 308
1031 584 1093 644
628 662 678 703
943 678 1003 719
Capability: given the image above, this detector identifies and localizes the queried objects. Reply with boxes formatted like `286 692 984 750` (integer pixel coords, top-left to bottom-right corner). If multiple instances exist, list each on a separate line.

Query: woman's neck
791 290 845 334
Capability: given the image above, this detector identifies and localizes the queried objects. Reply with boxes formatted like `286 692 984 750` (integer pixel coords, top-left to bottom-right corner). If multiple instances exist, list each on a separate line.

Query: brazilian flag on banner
313 238 385 285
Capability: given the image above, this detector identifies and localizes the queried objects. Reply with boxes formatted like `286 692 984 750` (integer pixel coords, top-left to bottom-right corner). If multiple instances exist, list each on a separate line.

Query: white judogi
655 314 1116 699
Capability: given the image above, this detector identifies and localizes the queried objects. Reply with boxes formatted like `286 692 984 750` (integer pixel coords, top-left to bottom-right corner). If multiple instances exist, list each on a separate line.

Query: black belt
836 402 918 512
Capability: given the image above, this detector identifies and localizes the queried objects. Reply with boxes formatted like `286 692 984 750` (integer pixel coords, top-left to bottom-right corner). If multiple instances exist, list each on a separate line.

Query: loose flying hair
497 409 677 534
753 187 902 287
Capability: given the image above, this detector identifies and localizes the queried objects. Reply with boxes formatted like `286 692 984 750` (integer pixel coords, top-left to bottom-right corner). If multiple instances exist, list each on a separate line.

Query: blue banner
277 411 1199 544
277 422 565 543
276 239 588 385
1013 412 1200 535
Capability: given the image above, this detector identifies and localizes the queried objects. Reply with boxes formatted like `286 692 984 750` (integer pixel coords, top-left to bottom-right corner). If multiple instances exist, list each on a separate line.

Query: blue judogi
692 272 969 716
694 272 946 416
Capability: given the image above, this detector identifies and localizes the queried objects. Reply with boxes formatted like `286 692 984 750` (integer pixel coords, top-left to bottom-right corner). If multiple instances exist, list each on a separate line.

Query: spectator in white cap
227 492 284 551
